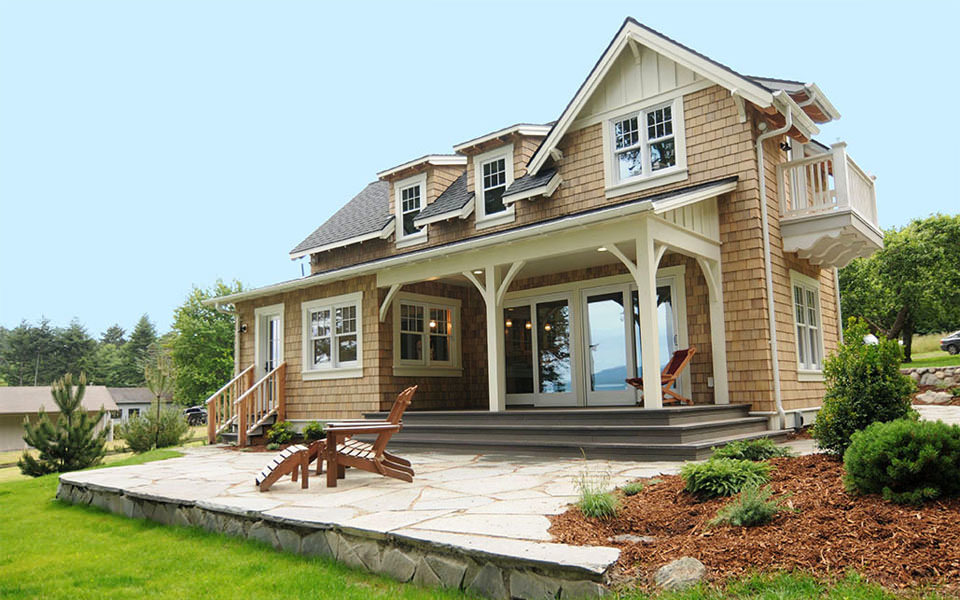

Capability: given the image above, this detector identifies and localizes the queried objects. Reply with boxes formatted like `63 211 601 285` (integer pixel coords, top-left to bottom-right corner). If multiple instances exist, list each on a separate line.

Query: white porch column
697 257 730 404
635 222 663 409
484 266 506 412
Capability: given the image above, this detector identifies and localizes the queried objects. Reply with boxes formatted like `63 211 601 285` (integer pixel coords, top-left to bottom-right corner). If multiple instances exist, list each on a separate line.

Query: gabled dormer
376 155 466 248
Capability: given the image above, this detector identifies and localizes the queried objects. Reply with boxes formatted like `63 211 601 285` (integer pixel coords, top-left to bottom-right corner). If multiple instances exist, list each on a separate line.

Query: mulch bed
549 454 960 593
913 384 960 406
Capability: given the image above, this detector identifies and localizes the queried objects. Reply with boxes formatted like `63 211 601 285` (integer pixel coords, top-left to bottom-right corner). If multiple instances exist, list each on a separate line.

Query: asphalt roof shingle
502 168 557 199
290 181 393 255
415 172 473 221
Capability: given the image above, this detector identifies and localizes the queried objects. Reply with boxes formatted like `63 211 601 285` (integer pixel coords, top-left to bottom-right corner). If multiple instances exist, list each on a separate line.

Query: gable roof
0 386 117 415
289 181 393 259
414 172 474 226
527 18 786 176
376 154 466 180
107 387 170 405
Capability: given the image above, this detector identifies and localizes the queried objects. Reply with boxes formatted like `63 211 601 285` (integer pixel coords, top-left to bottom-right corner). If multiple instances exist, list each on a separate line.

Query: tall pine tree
118 315 157 386
19 373 108 476
100 324 126 346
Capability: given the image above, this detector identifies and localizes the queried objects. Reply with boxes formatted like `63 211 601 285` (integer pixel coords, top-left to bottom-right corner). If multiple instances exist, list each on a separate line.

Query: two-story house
204 18 882 458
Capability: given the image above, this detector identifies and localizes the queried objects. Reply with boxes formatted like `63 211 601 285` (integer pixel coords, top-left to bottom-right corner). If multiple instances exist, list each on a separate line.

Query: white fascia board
209 178 735 307
804 83 841 121
773 91 819 139
287 218 395 260
527 22 775 177
414 198 475 227
502 173 562 205
376 155 466 179
452 124 552 153
650 179 737 214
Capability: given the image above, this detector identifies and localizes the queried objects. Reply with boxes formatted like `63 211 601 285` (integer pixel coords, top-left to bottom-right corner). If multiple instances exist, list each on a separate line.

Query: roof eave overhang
527 20 775 177
376 155 467 180
502 172 563 205
413 197 475 228
207 177 737 307
452 124 552 153
287 217 394 260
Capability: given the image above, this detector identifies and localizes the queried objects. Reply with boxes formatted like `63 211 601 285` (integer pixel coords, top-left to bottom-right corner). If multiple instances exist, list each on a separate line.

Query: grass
912 332 953 355
902 351 960 369
620 571 950 599
0 449 467 600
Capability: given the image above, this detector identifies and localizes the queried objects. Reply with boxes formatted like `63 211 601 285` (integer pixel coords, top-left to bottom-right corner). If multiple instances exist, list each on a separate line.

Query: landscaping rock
276 528 302 554
300 530 333 558
248 521 279 549
509 570 561 599
608 534 656 544
467 563 508 599
920 373 940 386
917 390 953 404
561 580 607 598
909 371 921 382
412 556 441 588
351 538 381 571
653 557 705 591
380 548 417 582
425 554 467 589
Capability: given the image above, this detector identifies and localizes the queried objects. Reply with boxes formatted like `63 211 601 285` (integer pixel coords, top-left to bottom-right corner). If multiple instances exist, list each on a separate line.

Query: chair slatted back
373 386 417 456
663 347 695 380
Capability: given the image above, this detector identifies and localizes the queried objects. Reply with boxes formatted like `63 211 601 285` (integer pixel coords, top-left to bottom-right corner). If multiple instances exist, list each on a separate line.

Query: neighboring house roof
290 181 393 259
414 172 474 225
107 387 170 405
0 386 118 415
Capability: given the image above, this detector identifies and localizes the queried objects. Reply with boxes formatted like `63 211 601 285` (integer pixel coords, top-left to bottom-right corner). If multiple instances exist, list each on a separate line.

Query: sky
1 0 958 337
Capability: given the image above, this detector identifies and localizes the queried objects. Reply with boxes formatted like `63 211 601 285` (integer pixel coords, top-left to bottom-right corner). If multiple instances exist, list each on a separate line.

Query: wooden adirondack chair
626 346 697 406
319 385 417 488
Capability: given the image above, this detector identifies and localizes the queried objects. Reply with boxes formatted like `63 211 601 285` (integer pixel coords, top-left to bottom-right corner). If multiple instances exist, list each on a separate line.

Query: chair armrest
325 423 400 435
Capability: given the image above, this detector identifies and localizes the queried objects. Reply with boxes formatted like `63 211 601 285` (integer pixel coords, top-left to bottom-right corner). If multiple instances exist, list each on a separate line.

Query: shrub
265 442 280 451
266 421 296 445
843 418 960 504
681 458 772 499
621 482 646 496
709 483 791 527
711 438 793 461
302 421 325 441
576 462 618 519
812 318 916 457
117 403 189 453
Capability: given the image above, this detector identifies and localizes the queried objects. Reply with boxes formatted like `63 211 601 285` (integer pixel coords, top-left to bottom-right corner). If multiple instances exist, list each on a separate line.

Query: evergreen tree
18 373 108 476
87 343 125 386
0 319 57 385
118 315 157 386
100 324 126 346
53 319 96 379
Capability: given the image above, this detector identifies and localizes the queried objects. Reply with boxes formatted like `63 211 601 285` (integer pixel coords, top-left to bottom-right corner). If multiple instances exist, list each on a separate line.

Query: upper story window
604 97 686 197
473 143 515 229
790 271 823 375
393 293 461 377
301 292 363 379
394 173 427 247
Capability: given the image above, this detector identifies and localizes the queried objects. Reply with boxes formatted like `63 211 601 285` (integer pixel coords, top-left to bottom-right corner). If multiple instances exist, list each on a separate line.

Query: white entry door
254 304 284 379
503 293 578 407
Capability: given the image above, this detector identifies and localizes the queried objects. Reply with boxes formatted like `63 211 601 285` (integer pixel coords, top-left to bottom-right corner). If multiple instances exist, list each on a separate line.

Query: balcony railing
777 142 878 228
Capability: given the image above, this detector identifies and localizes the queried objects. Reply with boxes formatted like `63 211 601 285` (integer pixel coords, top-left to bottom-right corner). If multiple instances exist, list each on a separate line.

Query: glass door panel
503 296 576 407
633 285 680 393
536 299 572 395
584 290 635 406
504 306 534 397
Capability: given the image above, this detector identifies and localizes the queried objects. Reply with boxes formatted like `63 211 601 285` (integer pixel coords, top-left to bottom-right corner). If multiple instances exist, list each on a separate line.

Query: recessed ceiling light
473 269 483 274
597 247 607 252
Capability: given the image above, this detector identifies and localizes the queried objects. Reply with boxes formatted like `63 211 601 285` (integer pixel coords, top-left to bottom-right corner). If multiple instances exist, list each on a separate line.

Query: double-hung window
394 173 427 246
474 144 515 227
606 98 685 193
790 272 823 375
302 292 363 379
393 294 461 376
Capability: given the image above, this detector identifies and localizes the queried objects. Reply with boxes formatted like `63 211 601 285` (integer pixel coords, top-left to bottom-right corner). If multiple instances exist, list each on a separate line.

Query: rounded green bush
681 458 772 499
843 418 960 504
302 421 325 441
711 438 792 461
266 421 296 445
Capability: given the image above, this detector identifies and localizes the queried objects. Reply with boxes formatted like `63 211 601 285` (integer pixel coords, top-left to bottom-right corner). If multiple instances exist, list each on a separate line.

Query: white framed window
790 271 824 377
301 291 363 380
603 97 687 197
394 173 427 247
474 143 515 229
393 293 461 377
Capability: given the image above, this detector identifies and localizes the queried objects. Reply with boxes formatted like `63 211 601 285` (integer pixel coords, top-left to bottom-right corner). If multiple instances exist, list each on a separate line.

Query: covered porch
376 178 735 414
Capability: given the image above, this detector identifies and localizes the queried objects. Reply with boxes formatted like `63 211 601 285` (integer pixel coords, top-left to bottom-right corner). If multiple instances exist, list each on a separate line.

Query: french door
255 304 284 379
503 293 578 407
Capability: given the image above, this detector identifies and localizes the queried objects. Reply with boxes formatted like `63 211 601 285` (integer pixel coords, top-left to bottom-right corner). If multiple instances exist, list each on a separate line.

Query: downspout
756 93 792 430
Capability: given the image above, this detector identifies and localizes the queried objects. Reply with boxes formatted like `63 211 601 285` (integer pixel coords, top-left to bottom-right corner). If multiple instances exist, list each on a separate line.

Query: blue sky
1 0 957 337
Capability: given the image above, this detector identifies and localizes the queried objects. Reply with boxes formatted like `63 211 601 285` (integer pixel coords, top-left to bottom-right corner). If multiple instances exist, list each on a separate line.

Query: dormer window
604 97 686 197
394 173 427 247
474 143 515 229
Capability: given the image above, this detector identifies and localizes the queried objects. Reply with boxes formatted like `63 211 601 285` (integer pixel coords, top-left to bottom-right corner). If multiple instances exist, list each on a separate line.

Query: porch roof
205 176 737 307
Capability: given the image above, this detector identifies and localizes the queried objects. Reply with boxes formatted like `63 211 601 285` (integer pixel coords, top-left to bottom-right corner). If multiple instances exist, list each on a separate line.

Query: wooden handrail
205 364 255 444
233 362 286 446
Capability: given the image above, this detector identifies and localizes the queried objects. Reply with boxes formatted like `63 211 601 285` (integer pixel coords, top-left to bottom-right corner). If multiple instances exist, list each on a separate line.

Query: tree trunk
901 316 914 363
886 305 910 340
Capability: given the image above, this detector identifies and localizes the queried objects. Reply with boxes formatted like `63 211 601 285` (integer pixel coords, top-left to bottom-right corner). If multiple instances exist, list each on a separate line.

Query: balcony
777 142 883 268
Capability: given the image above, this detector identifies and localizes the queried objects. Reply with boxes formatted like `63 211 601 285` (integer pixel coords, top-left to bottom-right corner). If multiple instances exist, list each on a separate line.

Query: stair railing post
207 393 216 444
277 362 286 422
238 396 248 447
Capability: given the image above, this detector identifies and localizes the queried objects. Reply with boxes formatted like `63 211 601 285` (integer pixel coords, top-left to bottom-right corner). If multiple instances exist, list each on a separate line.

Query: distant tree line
0 280 242 406
839 213 960 361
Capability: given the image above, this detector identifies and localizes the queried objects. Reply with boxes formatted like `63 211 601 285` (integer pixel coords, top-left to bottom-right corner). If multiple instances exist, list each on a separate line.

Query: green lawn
0 451 941 599
902 350 960 369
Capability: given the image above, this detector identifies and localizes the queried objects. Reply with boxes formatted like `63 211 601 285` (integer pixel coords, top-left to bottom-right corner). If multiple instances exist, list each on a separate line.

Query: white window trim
394 173 428 248
254 303 284 376
392 292 462 377
301 291 363 380
790 270 825 377
474 143 515 229
601 96 687 199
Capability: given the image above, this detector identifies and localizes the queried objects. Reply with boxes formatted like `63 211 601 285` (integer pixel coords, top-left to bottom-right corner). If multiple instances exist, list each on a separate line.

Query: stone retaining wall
56 480 608 599
902 366 960 388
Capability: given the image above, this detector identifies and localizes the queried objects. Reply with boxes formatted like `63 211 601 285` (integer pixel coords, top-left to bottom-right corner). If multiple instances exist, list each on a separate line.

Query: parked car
183 405 207 426
941 331 960 355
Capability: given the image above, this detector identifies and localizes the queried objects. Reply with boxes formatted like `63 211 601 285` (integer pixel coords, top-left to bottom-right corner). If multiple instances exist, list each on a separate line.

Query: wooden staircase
206 362 287 446
360 404 788 461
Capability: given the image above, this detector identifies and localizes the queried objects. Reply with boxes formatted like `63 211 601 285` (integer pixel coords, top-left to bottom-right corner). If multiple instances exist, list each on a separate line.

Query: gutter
756 91 793 431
